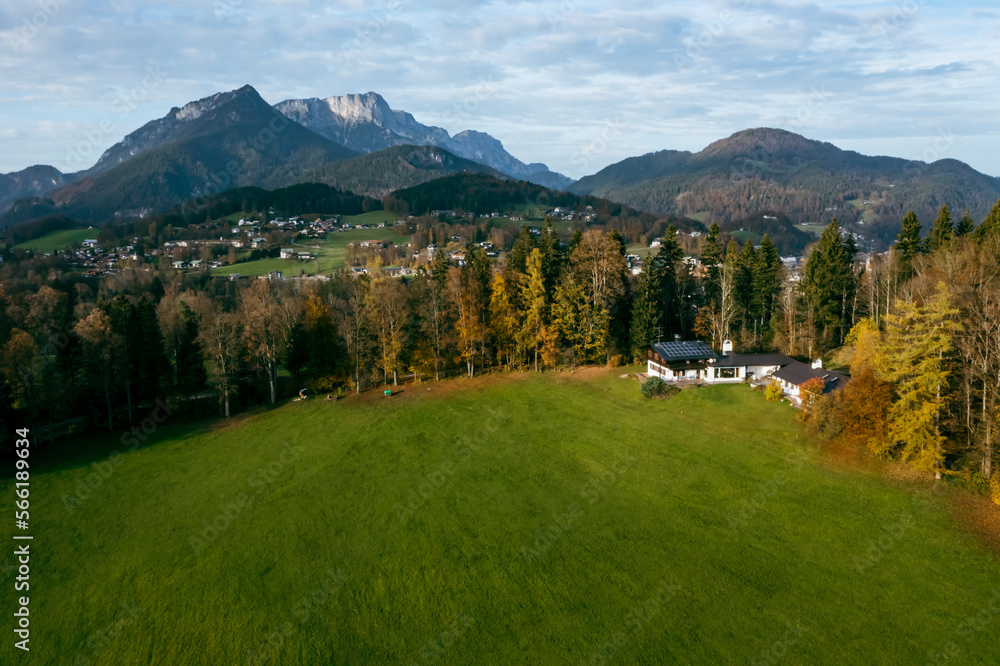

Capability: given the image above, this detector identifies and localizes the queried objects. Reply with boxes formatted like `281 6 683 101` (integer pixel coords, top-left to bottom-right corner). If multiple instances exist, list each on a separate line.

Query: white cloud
0 0 997 178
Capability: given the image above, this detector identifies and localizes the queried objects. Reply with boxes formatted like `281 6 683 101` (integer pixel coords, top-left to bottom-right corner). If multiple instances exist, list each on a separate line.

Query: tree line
800 202 1000 499
2 196 1000 501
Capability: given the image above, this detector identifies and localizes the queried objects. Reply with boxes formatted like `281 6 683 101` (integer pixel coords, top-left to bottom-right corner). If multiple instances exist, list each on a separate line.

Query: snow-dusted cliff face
275 92 574 190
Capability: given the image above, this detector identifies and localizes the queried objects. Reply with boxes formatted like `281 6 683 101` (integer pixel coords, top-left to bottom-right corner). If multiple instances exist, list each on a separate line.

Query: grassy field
212 228 413 277
730 230 763 246
343 211 404 226
13 228 95 252
798 224 827 239
7 370 1000 664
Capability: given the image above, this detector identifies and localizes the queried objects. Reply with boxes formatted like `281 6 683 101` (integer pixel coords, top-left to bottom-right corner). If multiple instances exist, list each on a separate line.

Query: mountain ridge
274 92 574 190
570 127 1000 243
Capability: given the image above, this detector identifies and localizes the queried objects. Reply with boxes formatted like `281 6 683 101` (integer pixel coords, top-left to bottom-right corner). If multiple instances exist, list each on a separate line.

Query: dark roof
773 362 848 393
650 341 718 362
713 353 792 368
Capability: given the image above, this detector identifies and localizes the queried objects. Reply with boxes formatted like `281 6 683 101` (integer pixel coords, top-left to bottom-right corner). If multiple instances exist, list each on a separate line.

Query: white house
647 339 847 402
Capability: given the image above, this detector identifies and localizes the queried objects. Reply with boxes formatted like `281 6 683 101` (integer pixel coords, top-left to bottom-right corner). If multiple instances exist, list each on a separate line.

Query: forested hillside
571 129 1000 246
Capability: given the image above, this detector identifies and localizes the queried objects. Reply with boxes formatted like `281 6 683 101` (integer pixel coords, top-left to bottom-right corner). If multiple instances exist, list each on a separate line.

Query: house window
647 350 652 358
719 368 736 379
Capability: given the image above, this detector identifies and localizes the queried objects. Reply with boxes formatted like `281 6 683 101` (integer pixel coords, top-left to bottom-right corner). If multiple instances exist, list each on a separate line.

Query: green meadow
212 227 413 277
7 371 1000 664
13 228 95 253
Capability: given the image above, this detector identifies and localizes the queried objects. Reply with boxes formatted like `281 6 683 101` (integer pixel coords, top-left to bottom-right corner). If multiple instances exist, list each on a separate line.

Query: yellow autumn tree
880 282 960 478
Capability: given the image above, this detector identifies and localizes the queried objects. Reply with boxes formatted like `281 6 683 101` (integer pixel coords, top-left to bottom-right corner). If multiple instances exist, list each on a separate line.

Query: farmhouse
646 339 847 403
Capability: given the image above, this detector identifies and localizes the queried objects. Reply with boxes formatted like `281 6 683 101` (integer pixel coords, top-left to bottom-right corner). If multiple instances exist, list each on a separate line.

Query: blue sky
1 0 997 178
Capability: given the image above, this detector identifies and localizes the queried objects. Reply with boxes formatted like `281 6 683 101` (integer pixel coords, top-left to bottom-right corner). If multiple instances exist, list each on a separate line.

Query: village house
646 339 847 404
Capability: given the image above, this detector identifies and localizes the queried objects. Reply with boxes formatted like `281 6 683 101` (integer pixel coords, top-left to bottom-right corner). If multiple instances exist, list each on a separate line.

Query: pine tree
928 204 953 251
734 240 757 328
539 220 564 298
134 294 169 402
700 223 723 308
801 219 852 352
651 226 684 337
507 227 535 275
629 260 662 359
896 211 925 276
976 198 1000 241
752 234 783 330
880 282 961 478
955 208 976 237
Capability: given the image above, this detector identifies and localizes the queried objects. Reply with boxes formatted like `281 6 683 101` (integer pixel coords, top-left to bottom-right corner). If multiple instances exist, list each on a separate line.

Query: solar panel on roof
653 341 717 361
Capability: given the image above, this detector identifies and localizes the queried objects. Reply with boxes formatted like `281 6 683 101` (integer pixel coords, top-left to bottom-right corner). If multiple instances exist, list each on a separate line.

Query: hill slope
0 165 71 214
571 128 1000 234
14 372 1000 664
313 144 507 199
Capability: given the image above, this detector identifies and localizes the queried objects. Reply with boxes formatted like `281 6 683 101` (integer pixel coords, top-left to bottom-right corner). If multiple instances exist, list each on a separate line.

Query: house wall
703 366 743 383
747 364 782 379
647 360 676 381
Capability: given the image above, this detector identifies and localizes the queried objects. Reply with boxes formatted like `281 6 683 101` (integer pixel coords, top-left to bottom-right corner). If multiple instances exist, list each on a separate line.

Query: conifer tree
507 227 535 275
735 240 757 327
752 234 783 329
629 260 661 359
955 208 976 237
700 223 723 308
928 204 953 251
896 211 925 277
976 198 1000 241
651 226 684 337
801 219 852 352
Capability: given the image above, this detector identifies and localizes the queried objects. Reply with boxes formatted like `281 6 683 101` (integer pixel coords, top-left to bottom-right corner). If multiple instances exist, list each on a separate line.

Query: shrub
765 380 783 402
991 474 1000 506
641 377 678 399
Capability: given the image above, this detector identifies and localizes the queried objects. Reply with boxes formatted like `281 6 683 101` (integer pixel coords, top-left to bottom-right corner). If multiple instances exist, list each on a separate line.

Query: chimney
812 359 823 369
674 334 681 342
722 340 734 355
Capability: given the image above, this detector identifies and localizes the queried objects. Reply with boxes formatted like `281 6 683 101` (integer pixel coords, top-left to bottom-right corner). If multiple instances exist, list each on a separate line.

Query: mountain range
0 86 570 224
274 93 573 190
570 128 1000 239
3 86 1000 238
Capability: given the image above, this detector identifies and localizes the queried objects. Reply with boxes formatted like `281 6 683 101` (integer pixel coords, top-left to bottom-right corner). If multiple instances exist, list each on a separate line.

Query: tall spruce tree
752 233 783 330
955 208 976 237
630 260 662 358
735 241 757 328
700 223 723 308
896 211 925 277
652 226 684 337
928 204 953 251
801 218 853 352
976 198 1000 241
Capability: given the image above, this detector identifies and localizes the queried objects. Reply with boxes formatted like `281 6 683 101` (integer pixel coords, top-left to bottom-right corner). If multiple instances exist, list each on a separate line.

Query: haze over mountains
2 85 999 238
